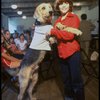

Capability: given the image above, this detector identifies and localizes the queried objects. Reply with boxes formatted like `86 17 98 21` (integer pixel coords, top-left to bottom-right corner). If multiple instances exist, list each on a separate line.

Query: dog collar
35 19 51 26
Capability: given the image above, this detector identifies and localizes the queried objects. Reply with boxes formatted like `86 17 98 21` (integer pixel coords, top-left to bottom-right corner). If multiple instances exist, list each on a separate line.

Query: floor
2 60 99 100
2 77 99 100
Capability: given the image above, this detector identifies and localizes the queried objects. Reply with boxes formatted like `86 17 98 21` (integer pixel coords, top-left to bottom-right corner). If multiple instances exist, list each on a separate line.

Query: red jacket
50 12 80 59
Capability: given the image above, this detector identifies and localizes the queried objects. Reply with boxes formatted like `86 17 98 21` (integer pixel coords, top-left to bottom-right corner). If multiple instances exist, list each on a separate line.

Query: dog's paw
63 27 82 36
56 22 66 30
49 37 56 44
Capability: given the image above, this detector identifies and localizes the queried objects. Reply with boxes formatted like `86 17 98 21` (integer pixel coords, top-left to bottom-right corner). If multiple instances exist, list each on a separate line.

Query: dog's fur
34 3 53 23
17 3 53 100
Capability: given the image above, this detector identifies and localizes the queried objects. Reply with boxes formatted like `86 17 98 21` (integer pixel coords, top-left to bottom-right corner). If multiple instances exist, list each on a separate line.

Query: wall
1 13 8 29
8 5 99 33
74 5 99 35
8 17 35 33
74 5 99 21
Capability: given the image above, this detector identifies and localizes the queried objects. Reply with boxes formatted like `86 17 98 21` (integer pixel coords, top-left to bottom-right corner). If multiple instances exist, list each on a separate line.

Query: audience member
4 30 11 43
1 34 21 69
79 13 95 58
16 33 28 51
4 30 25 59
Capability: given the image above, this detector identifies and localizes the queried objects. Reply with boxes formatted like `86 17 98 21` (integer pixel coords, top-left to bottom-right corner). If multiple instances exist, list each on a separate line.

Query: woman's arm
2 52 20 62
50 14 80 41
50 28 75 40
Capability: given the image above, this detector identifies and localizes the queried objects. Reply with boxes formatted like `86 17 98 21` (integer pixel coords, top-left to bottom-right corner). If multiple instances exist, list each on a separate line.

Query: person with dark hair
1 34 22 76
79 13 95 59
81 14 87 20
16 33 28 51
1 34 21 68
4 30 11 41
48 0 85 100
3 30 25 59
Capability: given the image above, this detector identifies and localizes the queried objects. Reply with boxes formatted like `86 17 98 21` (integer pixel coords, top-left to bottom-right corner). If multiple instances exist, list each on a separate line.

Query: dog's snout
49 11 53 16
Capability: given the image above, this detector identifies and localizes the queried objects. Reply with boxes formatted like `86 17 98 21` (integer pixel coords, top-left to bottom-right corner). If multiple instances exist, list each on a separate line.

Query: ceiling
1 0 98 18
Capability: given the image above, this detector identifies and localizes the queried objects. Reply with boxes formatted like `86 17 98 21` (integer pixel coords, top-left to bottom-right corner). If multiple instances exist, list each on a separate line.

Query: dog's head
33 3 53 23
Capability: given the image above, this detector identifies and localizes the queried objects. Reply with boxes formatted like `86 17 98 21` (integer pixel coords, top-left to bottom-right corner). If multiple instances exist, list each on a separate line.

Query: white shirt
29 25 53 51
16 40 27 50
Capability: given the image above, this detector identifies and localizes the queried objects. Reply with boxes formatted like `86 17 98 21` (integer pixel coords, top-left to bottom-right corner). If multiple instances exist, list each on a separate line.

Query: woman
48 0 85 100
4 30 25 59
1 34 22 76
16 33 28 51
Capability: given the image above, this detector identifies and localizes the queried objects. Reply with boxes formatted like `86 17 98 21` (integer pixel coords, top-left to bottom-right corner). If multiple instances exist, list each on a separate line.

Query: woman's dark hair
81 14 87 20
19 33 25 38
54 0 73 12
4 30 9 34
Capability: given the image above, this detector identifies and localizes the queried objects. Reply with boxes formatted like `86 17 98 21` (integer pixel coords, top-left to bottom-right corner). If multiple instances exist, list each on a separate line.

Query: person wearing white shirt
16 33 27 51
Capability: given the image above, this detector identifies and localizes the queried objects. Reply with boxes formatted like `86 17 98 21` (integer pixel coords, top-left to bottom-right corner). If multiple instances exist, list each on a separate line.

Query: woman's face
5 31 11 40
59 2 70 14
20 35 24 41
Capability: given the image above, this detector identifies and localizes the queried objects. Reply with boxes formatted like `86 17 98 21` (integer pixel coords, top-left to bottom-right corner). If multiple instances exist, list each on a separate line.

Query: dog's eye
42 7 45 10
49 6 51 8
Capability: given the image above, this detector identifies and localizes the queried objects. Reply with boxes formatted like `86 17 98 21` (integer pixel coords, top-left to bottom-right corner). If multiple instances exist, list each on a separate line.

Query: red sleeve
71 15 80 28
50 14 80 41
50 29 74 40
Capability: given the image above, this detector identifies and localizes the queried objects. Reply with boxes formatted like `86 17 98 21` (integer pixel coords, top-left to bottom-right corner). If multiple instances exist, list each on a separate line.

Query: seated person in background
1 34 21 69
4 30 25 59
9 36 20 53
16 33 28 51
9 36 25 54
79 14 95 58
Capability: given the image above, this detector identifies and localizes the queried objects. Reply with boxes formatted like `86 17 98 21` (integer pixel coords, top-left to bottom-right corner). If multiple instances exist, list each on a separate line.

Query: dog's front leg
18 67 32 100
27 67 39 100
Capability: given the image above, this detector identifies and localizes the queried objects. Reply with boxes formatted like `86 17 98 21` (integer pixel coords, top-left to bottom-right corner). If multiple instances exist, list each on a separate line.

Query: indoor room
1 0 99 100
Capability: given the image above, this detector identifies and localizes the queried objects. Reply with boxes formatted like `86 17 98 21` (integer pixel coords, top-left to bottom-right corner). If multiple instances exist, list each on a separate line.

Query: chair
1 65 19 93
80 48 99 86
39 51 57 81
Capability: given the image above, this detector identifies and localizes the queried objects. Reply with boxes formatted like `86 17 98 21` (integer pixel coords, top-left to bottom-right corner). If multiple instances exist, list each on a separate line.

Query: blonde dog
34 3 53 23
17 3 54 100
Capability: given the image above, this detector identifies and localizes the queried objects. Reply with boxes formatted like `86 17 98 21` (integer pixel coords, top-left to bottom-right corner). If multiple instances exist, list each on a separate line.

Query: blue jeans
59 51 85 100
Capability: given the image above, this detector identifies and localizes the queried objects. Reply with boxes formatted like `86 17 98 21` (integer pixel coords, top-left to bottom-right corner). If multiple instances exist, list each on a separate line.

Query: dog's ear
33 6 39 19
33 4 45 23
